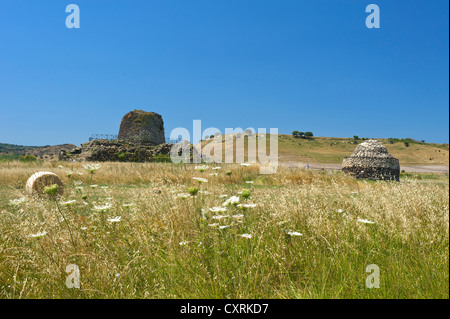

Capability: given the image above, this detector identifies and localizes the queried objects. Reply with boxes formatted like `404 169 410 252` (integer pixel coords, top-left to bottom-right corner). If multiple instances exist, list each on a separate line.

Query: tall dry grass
0 161 448 298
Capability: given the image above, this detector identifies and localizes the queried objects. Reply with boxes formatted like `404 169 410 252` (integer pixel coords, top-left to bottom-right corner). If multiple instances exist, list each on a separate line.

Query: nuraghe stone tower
342 140 400 181
118 110 165 145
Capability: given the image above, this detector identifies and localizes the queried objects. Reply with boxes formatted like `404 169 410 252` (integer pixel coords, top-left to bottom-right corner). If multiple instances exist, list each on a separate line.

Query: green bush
18 154 37 162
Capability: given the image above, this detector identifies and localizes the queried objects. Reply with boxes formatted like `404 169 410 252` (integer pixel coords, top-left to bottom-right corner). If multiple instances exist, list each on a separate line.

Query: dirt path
281 162 449 174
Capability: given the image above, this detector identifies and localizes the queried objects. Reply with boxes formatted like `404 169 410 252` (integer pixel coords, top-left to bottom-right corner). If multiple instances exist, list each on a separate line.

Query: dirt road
281 162 449 174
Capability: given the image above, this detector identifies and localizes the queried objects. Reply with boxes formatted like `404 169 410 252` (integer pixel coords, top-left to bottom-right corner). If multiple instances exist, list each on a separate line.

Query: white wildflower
107 216 121 223
245 181 254 184
60 199 77 206
122 203 133 207
179 241 188 246
28 231 47 238
241 163 251 167
9 197 26 206
223 196 240 206
83 163 101 173
232 214 244 219
195 165 209 172
93 203 113 212
212 167 221 170
358 219 375 224
209 207 228 213
219 225 230 229
176 193 191 199
287 231 303 237
193 177 208 183
240 233 252 239
211 215 229 220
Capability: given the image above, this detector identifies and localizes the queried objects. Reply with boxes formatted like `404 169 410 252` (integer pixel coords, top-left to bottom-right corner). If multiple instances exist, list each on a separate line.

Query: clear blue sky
0 0 448 146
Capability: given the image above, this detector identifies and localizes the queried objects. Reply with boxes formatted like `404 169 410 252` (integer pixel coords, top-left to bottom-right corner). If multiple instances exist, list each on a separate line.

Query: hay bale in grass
26 172 64 197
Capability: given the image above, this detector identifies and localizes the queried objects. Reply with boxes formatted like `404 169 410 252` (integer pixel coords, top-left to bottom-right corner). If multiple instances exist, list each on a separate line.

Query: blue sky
0 0 448 146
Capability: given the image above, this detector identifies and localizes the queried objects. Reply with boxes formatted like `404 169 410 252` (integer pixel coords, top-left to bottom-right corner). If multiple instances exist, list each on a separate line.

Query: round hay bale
26 172 64 197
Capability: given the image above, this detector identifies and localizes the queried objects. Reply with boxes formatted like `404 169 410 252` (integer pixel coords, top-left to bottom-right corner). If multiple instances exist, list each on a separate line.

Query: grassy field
0 161 448 298
198 135 450 165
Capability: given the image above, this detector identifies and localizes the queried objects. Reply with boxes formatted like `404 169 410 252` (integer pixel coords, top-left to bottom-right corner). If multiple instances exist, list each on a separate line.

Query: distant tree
353 135 359 140
304 132 314 137
292 131 304 138
404 142 410 147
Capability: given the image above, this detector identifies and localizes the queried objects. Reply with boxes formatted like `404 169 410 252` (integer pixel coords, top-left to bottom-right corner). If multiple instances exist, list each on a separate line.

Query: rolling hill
196 135 449 166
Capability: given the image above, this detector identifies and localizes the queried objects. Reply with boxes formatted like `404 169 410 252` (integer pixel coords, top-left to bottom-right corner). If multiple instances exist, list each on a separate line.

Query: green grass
0 162 448 299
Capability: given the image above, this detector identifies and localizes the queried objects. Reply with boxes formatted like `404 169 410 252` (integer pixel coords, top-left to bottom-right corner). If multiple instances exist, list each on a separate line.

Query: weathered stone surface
58 150 67 161
62 139 173 162
342 140 400 181
118 110 165 145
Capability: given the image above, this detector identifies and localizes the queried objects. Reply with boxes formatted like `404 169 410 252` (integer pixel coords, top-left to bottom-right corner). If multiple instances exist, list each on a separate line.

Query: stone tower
342 140 400 181
118 110 165 145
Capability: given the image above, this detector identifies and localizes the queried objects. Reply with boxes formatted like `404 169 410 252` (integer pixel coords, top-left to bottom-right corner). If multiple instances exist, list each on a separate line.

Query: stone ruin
342 140 400 181
60 109 174 162
118 110 165 145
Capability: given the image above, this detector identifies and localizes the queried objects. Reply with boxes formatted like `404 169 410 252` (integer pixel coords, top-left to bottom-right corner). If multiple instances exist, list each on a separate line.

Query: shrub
19 154 37 162
241 189 251 199
188 187 199 196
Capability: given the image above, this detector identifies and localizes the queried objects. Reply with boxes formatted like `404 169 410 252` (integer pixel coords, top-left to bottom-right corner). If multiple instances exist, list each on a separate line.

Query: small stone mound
118 109 165 145
342 140 400 181
26 172 64 197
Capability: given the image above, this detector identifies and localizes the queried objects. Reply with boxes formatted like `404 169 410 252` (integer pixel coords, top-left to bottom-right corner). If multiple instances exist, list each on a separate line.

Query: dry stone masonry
60 109 172 162
342 140 400 181
118 110 165 145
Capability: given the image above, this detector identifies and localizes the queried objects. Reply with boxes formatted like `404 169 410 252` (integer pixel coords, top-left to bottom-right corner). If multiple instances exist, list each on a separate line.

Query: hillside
197 135 449 166
0 142 76 161
1 135 448 166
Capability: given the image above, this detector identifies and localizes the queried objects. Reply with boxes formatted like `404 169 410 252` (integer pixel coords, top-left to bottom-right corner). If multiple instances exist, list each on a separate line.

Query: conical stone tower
342 140 400 181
